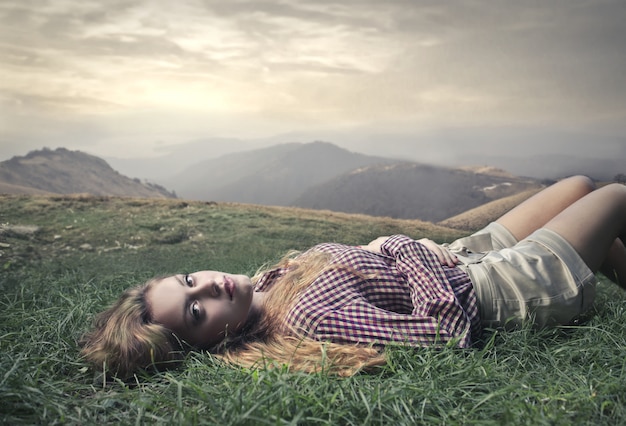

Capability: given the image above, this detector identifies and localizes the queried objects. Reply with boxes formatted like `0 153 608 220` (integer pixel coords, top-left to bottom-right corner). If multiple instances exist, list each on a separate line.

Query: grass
1 194 625 425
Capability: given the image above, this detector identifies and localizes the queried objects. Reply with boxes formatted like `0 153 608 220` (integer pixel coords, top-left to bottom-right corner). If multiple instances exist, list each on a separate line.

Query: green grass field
1 194 625 425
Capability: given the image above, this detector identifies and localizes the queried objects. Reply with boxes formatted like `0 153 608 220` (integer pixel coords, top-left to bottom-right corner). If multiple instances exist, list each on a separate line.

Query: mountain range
162 142 396 205
0 143 545 225
158 141 543 222
102 129 626 183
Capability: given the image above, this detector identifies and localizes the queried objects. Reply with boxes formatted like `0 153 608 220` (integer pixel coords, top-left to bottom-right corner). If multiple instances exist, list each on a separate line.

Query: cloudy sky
1 0 625 166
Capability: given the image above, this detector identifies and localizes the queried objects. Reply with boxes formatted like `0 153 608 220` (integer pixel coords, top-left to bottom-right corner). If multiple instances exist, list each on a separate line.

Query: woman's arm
373 235 476 346
360 236 460 267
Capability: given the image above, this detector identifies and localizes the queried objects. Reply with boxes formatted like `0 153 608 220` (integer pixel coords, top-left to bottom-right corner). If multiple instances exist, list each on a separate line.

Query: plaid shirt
255 235 481 348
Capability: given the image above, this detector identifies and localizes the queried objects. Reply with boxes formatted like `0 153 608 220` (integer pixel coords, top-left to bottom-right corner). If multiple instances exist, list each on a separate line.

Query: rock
0 224 40 237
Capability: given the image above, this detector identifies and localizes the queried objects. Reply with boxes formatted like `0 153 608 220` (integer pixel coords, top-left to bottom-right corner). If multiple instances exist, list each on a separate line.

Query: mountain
162 141 543 222
162 141 395 205
293 162 543 222
0 143 545 224
0 148 176 198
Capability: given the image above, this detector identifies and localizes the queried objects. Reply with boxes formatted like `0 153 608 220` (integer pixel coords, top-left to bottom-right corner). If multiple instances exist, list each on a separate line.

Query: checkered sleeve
378 235 473 347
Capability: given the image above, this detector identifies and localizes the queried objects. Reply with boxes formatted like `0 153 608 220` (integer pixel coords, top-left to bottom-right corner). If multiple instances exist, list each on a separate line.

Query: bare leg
494 176 625 286
600 238 626 289
496 175 596 241
544 183 626 289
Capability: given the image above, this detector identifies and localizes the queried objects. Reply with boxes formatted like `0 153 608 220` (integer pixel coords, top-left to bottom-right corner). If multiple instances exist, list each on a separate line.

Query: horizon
3 139 625 183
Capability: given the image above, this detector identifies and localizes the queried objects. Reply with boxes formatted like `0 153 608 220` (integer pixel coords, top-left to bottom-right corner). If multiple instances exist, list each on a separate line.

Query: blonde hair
81 251 386 378
212 250 387 377
79 278 184 379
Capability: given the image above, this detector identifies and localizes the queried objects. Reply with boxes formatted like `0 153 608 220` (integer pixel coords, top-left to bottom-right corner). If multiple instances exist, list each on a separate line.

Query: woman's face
146 271 254 348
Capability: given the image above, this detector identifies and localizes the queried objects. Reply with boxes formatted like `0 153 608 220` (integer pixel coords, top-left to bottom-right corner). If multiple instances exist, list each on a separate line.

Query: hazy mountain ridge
162 141 396 205
0 148 176 198
458 153 626 182
161 141 544 221
102 129 626 183
293 162 543 222
1 143 545 223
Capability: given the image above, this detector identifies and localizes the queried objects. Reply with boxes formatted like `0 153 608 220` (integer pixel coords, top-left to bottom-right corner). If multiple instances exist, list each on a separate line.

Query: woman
80 176 626 379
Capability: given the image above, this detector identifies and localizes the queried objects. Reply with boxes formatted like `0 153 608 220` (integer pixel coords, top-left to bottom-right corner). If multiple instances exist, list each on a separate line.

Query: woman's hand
416 238 459 267
358 236 390 254
359 236 459 267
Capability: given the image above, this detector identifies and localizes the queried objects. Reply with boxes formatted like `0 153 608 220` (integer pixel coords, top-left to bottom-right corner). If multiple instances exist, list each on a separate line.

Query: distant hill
460 153 626 182
0 181 55 195
0 148 176 198
437 188 543 231
293 162 543 222
162 141 395 205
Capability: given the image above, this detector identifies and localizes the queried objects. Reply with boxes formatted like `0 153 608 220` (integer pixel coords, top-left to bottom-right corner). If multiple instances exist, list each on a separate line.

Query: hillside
162 141 394 205
293 162 543 222
0 181 55 195
1 193 625 425
438 188 543 231
0 193 464 271
0 148 176 198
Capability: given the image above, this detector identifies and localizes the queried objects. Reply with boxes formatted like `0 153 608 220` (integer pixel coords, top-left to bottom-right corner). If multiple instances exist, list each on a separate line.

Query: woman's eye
184 274 193 287
190 301 201 320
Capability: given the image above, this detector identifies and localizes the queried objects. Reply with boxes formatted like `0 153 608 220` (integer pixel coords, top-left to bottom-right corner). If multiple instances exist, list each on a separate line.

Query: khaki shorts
447 222 597 329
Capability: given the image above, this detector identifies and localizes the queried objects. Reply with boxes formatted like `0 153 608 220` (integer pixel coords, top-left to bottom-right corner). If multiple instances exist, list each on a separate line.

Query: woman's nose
191 280 220 297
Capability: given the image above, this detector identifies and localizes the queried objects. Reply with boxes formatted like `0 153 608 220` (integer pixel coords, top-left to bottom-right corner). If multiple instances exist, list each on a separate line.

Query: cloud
0 0 625 161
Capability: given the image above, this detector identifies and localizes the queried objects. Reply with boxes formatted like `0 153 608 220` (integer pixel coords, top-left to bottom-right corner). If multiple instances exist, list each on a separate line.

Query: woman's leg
544 183 626 289
601 239 626 288
496 175 596 241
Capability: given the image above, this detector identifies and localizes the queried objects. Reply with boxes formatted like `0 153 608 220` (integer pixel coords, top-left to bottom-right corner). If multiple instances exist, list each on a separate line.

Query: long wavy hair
79 277 185 379
80 251 386 379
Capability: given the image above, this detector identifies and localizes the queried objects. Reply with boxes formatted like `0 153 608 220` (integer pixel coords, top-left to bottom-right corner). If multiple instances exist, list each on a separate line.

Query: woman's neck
250 291 265 319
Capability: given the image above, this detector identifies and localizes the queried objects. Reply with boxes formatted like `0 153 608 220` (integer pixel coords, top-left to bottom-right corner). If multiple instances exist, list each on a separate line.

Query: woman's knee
598 182 626 208
563 175 596 196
